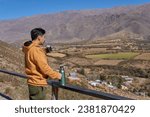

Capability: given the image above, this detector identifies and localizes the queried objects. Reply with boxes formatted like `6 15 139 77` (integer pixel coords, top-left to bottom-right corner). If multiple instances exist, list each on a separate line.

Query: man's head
30 28 46 45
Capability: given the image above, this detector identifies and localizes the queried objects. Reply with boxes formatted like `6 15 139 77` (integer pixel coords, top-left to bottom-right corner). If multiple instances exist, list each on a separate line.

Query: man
22 28 61 100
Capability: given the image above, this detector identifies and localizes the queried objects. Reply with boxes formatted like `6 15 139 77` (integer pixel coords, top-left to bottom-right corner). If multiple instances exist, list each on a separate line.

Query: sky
0 0 150 20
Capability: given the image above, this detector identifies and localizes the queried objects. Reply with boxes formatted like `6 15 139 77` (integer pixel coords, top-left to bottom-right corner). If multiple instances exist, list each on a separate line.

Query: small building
101 81 107 85
123 82 131 86
124 77 133 81
95 80 102 83
107 84 117 89
88 81 100 87
121 75 129 79
112 46 122 50
121 85 128 90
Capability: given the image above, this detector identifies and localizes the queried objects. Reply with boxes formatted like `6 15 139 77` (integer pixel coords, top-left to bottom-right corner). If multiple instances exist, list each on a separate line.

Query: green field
86 52 139 59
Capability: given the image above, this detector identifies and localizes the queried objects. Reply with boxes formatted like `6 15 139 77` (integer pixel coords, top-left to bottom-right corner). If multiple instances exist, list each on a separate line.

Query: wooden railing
0 69 132 100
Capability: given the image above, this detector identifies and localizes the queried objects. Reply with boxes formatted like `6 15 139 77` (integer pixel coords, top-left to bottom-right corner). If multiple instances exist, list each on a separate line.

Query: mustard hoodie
22 40 61 86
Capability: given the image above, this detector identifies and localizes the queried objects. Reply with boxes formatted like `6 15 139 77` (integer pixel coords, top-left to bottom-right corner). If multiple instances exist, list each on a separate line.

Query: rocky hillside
0 40 27 99
0 3 150 44
0 40 24 71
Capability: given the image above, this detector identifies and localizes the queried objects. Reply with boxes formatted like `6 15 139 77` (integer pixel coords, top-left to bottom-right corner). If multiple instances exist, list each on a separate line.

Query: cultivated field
135 53 150 60
94 60 123 66
85 52 139 59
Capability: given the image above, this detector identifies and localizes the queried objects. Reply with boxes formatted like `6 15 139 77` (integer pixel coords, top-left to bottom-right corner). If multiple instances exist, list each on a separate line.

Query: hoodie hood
22 40 39 53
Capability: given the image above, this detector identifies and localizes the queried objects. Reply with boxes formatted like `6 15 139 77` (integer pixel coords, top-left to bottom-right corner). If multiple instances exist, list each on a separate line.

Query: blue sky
0 0 150 20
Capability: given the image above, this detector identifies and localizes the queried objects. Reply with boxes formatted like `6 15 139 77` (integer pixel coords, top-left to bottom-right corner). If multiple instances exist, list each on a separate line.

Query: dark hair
30 28 46 40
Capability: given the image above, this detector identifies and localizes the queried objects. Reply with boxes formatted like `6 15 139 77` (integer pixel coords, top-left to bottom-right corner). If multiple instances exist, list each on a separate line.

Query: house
101 81 107 85
123 82 131 86
88 81 100 87
121 85 128 90
121 76 133 81
121 75 129 79
124 77 133 81
95 80 102 83
107 84 117 89
113 46 122 50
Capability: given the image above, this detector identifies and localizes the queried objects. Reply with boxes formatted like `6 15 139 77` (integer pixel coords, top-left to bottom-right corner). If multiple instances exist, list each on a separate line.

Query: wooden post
51 84 59 100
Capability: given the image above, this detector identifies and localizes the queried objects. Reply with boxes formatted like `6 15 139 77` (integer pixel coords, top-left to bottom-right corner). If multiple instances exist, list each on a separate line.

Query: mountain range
0 3 150 44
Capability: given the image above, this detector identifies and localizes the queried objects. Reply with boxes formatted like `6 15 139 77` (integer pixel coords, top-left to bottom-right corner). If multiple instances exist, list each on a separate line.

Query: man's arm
32 48 61 80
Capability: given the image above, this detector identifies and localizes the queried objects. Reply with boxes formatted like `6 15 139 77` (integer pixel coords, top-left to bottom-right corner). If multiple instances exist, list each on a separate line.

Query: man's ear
37 35 41 40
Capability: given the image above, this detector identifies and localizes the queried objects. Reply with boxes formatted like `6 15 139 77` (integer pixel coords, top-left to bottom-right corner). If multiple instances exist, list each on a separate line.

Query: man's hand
58 73 62 80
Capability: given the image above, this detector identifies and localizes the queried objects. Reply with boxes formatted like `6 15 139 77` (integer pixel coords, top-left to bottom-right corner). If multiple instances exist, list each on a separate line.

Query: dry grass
86 52 139 60
82 48 107 54
135 53 150 60
0 73 28 100
67 57 93 66
94 60 123 66
85 43 119 46
122 60 150 69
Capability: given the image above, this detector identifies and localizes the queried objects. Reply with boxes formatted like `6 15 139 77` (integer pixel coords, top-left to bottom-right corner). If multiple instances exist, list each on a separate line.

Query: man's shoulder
30 46 45 54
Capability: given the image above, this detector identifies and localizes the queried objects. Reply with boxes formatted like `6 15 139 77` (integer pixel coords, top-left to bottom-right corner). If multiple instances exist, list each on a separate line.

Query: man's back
23 40 60 86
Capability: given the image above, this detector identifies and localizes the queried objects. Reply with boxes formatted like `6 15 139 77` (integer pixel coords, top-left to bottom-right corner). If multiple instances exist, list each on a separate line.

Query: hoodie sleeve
32 48 61 80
